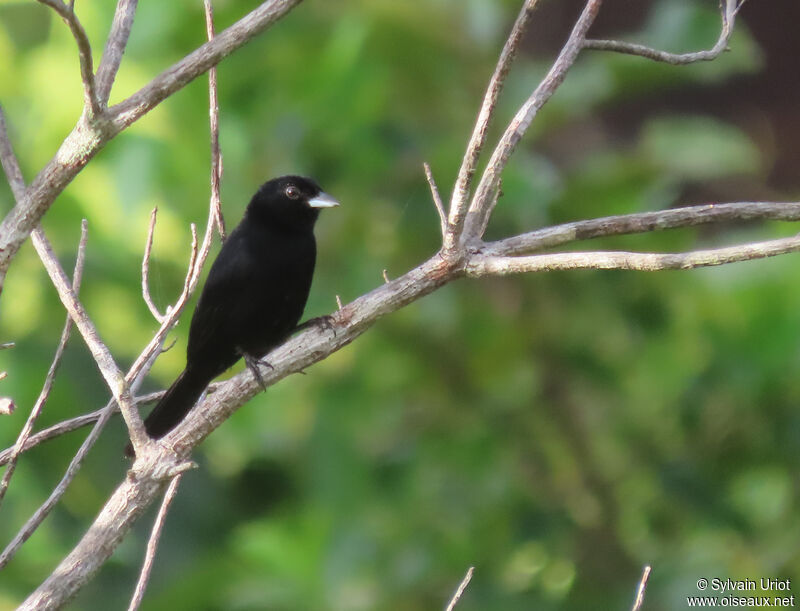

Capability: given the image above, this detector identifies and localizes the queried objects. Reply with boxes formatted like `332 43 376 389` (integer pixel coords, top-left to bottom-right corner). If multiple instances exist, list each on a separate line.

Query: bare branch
37 0 102 117
467 234 800 276
480 202 800 256
127 474 183 611
445 566 475 611
30 227 152 455
109 0 304 130
0 392 164 467
205 0 227 240
464 0 603 242
0 221 88 508
423 162 447 238
631 565 652 611
141 208 165 322
585 0 742 65
0 399 117 570
0 410 102 466
18 466 167 611
445 0 542 252
95 0 139 104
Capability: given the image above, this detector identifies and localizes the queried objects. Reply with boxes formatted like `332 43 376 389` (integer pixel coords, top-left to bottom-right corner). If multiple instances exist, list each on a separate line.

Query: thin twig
205 0 227 241
36 0 102 117
585 0 741 65
95 0 139 105
423 162 447 239
0 400 117 569
445 0 542 253
464 0 603 242
631 565 652 611
468 234 800 276
0 105 26 201
141 208 165 322
445 567 475 611
479 202 800 256
0 391 164 467
0 222 88 508
127 474 183 611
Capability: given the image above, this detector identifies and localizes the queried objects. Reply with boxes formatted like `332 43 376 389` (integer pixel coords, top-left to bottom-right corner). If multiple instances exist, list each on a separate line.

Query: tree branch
0 398 118 571
204 0 227 241
30 227 152 455
445 566 475 611
127 474 183 611
467 234 800 276
423 162 447 239
95 0 139 105
141 208 165 322
37 0 102 117
463 0 603 243
479 202 800 256
18 472 167 610
108 0 303 131
584 0 745 65
444 0 541 252
0 222 87 508
631 565 652 611
0 392 164 467
0 105 25 201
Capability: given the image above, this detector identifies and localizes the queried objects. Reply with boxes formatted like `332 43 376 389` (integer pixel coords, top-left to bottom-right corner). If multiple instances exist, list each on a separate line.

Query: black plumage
129 175 338 455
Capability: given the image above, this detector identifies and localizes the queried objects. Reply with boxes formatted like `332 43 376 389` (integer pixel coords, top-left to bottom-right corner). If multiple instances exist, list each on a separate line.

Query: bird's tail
125 368 209 457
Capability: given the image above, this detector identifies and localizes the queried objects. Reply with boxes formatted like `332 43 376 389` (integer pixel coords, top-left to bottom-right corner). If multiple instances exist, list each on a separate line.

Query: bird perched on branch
126 176 339 457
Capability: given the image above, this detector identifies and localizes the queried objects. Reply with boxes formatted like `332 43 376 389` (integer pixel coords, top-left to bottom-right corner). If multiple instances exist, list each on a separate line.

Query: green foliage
1 1 798 609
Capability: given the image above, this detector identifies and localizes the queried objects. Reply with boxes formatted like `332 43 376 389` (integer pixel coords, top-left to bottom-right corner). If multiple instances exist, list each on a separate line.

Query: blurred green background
1 0 799 609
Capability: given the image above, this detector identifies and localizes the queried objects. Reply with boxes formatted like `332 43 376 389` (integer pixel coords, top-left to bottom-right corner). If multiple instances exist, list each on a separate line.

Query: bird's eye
285 185 300 200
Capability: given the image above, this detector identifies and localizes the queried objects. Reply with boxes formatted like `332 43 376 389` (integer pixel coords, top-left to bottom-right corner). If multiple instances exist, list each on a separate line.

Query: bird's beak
308 192 340 208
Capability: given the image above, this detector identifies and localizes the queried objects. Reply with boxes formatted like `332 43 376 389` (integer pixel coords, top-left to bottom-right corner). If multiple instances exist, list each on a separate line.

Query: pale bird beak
308 192 340 208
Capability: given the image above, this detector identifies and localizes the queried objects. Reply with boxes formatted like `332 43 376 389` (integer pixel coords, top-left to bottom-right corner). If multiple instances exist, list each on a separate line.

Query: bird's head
247 175 339 230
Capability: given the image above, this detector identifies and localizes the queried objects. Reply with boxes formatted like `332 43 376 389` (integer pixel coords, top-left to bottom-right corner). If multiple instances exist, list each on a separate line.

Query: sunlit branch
445 567 475 611
468 234 800 276
631 565 652 611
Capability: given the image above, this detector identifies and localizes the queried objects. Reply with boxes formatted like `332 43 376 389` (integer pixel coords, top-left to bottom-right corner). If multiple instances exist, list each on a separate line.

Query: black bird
129 176 339 455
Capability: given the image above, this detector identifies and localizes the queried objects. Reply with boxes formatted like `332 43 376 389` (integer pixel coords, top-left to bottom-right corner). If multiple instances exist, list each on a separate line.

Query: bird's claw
297 314 336 337
244 354 272 391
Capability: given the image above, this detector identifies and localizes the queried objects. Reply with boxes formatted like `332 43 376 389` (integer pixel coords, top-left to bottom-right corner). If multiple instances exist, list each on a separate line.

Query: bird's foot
244 354 273 391
296 315 336 336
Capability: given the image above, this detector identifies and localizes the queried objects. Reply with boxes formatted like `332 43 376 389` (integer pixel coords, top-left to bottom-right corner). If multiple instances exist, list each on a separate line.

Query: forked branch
37 0 102 117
